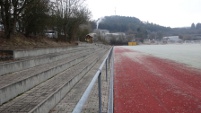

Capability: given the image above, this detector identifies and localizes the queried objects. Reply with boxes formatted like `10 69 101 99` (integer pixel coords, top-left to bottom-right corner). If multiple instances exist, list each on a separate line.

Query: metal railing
72 47 114 113
108 47 114 113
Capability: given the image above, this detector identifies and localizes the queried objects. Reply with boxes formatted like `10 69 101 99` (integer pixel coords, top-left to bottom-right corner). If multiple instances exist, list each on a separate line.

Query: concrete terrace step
13 46 78 59
0 46 95 76
13 43 105 59
49 50 110 113
0 47 102 105
0 48 108 113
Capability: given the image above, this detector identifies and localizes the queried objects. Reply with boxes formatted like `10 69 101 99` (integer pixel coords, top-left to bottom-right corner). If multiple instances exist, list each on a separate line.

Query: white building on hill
163 36 183 43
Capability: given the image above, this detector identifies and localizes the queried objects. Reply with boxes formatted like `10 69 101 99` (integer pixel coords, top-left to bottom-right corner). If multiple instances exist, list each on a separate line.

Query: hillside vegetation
0 0 91 42
95 15 201 41
99 16 171 33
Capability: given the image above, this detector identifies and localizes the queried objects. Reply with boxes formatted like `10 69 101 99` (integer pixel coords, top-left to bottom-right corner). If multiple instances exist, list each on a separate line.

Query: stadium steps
0 44 110 113
49 49 110 113
0 46 95 76
0 45 98 105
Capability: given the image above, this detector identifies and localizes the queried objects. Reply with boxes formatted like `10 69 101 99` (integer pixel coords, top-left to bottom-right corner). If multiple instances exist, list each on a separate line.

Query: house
93 29 109 36
85 34 93 43
163 36 183 43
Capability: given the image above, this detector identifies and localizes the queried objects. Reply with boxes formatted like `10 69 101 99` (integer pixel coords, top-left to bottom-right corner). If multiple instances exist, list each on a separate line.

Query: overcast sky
85 0 201 28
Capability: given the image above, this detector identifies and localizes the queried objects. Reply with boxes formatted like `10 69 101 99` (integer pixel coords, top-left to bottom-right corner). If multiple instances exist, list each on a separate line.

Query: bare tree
51 0 91 42
0 0 33 38
22 0 49 36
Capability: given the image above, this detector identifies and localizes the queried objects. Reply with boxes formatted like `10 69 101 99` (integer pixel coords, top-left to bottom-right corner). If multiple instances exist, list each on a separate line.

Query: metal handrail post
72 70 102 113
106 59 108 82
98 73 102 113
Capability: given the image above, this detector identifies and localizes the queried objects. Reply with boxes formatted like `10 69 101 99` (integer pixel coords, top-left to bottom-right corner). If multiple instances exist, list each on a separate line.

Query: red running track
114 47 201 113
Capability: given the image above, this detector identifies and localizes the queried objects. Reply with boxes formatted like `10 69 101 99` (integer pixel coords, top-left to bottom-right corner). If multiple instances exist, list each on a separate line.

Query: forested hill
98 15 171 33
94 15 200 40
